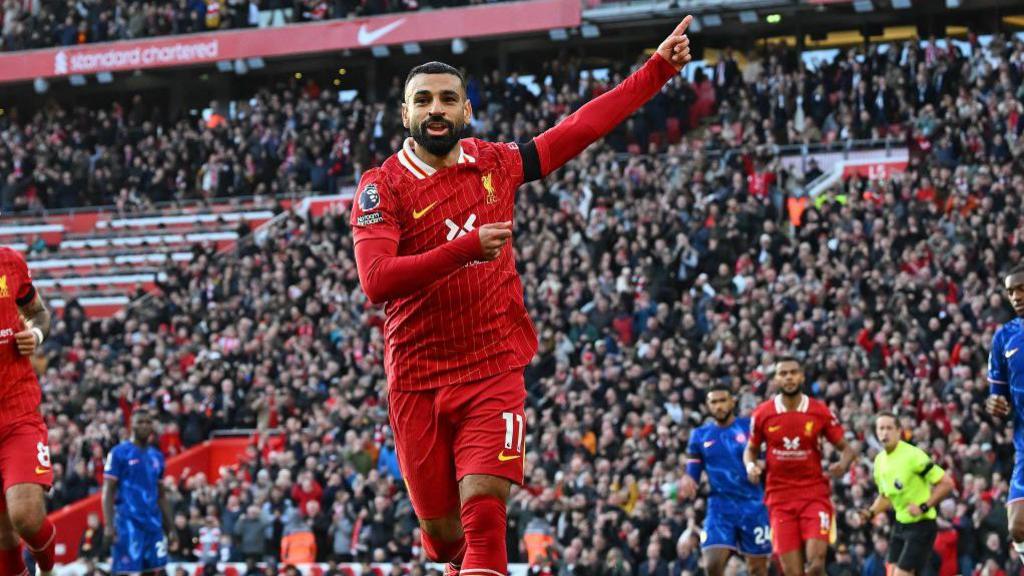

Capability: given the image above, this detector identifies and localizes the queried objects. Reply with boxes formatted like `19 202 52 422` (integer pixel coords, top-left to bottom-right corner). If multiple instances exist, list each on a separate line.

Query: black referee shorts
887 520 938 573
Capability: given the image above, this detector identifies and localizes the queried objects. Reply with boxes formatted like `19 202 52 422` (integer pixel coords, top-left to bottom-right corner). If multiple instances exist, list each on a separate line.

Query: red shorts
388 370 526 520
0 412 53 512
768 496 835 555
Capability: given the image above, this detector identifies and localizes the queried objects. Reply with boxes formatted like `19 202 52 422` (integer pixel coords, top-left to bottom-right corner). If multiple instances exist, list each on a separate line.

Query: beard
411 116 466 156
781 384 802 397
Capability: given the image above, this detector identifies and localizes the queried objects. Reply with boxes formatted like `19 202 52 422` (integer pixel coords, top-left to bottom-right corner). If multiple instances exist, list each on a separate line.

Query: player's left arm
14 255 50 357
917 451 955 513
743 414 764 484
156 454 175 540
516 16 693 183
824 412 857 478
158 481 175 537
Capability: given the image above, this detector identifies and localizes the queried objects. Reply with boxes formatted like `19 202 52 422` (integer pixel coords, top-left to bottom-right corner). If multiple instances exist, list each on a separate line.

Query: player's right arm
744 413 764 484
680 429 703 499
351 171 511 304
987 328 1012 417
102 449 121 544
859 494 891 524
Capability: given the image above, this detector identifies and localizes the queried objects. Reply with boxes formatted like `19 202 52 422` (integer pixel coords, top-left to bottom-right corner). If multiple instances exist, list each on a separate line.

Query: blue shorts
111 519 168 574
1011 451 1024 503
702 497 773 556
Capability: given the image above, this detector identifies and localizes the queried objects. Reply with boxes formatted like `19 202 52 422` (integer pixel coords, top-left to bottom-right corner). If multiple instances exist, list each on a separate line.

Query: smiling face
402 70 471 157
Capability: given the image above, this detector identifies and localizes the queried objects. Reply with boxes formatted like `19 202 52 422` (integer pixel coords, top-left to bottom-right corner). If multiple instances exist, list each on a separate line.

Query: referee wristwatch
919 503 931 514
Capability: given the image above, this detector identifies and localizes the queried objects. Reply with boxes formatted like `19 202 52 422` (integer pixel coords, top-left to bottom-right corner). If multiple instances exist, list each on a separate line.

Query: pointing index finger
672 15 693 36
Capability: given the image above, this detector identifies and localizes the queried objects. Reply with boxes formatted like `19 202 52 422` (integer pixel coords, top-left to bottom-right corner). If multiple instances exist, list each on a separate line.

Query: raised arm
518 16 694 182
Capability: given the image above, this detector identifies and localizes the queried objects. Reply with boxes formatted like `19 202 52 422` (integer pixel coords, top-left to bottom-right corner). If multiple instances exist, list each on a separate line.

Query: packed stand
0 0 502 53
8 32 1018 215
31 30 1024 576
0 36 888 214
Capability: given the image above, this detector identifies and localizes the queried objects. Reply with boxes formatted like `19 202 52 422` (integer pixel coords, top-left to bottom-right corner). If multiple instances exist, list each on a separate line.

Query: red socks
460 495 507 576
23 519 56 572
0 544 27 576
421 530 466 564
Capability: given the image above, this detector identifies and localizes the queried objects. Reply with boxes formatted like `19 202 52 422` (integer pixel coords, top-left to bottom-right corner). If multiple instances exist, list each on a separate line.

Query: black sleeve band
15 284 35 307
919 463 934 478
519 139 542 183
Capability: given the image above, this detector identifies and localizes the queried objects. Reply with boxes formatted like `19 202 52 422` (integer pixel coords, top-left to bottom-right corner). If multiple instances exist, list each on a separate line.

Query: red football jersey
0 247 42 420
749 394 844 506
350 137 537 391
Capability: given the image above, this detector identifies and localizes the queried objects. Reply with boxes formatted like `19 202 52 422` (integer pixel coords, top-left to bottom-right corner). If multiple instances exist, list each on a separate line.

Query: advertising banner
0 0 581 84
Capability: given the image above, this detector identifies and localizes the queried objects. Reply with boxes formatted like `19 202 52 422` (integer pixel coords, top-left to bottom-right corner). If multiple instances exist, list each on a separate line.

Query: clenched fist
15 329 39 356
987 395 1011 418
478 221 513 261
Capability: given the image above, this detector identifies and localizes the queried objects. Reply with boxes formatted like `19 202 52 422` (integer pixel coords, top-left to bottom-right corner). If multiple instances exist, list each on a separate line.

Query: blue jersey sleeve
736 417 751 439
685 427 704 479
990 328 1010 396
104 446 123 480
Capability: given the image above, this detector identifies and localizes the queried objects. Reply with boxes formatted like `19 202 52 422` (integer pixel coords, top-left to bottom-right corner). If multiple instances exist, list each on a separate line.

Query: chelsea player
987 265 1024 561
103 410 175 576
681 384 771 576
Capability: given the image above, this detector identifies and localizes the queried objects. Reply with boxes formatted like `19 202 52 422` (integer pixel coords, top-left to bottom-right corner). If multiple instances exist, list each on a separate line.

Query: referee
860 412 955 576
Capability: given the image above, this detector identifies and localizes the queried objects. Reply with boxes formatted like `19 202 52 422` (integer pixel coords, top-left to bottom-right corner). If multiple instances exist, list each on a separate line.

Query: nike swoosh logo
1007 348 1019 359
357 18 406 46
35 466 50 475
703 441 715 448
498 451 521 462
768 425 781 432
413 201 438 220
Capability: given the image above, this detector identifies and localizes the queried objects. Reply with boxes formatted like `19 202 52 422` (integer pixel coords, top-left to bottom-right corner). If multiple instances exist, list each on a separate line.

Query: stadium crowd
0 0 499 53
20 28 1024 576
1 51 707 214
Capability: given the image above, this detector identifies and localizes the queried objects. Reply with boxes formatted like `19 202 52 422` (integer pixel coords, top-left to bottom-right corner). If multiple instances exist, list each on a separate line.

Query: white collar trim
774 393 808 413
398 137 474 180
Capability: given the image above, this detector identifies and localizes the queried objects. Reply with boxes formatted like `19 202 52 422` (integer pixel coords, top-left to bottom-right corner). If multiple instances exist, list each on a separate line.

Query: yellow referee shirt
873 441 945 524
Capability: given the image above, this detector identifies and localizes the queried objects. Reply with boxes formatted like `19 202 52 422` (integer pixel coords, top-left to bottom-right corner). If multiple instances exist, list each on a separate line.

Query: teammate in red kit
0 247 57 576
350 17 694 576
742 356 857 576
